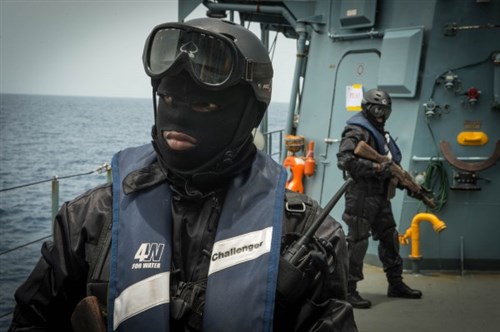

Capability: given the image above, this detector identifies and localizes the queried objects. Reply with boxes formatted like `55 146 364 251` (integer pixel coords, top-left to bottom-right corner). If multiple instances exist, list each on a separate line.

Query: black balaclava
152 71 263 191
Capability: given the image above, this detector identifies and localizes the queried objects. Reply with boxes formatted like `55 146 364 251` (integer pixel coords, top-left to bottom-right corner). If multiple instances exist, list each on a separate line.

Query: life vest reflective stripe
113 272 170 329
347 112 402 164
109 144 286 332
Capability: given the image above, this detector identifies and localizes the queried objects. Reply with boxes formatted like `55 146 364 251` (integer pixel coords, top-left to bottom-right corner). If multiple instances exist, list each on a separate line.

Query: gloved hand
375 160 393 179
407 185 430 200
407 189 420 199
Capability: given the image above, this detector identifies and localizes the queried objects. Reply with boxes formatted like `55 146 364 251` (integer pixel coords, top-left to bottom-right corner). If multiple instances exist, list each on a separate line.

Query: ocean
0 93 288 330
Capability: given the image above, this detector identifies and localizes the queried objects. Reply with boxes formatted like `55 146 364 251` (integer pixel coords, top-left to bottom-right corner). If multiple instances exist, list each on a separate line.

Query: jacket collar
123 162 167 195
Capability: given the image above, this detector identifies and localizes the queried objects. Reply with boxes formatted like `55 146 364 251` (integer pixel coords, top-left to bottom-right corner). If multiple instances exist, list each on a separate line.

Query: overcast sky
0 0 295 102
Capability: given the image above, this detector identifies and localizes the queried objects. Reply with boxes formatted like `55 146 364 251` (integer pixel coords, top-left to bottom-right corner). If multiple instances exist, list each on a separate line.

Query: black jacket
9 160 356 332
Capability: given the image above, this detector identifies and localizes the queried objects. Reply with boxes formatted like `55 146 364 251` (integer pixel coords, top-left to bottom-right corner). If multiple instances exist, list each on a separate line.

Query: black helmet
143 17 273 107
361 88 392 121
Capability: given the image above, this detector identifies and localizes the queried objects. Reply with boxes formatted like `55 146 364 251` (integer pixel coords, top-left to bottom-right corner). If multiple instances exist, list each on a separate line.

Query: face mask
363 104 390 131
369 105 391 121
153 72 256 174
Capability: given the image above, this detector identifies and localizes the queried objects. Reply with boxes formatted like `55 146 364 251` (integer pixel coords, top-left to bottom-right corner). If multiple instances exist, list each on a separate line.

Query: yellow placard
346 84 363 111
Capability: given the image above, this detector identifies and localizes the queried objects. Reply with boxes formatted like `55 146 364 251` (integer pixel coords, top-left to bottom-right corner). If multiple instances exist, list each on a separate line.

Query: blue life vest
347 112 402 164
108 144 286 332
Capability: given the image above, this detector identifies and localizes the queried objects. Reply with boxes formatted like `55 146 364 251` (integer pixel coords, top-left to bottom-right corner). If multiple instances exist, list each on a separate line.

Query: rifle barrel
303 177 354 240
284 177 354 265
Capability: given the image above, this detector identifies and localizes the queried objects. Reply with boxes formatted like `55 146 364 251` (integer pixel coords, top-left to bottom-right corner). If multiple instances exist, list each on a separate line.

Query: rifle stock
354 141 436 208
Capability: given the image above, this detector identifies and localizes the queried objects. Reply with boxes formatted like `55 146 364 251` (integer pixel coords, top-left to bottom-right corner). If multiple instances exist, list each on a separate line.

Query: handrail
0 163 112 257
0 137 284 258
0 163 112 192
264 128 284 161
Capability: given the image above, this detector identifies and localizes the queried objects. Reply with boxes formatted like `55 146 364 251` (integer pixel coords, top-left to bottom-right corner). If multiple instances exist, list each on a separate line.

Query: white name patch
208 226 273 275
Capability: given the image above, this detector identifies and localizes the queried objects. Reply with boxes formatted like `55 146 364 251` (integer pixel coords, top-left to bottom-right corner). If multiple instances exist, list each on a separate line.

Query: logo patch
131 243 164 270
180 41 198 58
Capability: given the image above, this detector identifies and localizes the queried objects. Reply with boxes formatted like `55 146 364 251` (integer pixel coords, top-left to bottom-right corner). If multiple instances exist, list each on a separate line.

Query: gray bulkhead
294 0 500 270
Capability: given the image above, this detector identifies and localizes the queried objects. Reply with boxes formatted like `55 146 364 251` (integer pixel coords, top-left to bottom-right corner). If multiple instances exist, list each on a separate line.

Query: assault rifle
354 140 436 208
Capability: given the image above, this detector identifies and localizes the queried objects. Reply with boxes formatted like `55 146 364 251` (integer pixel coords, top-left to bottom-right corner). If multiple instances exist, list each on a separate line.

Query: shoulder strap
284 191 319 228
88 214 112 284
83 213 113 320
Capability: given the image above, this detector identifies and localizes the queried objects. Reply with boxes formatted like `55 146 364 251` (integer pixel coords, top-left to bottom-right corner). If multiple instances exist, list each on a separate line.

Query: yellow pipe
399 213 446 260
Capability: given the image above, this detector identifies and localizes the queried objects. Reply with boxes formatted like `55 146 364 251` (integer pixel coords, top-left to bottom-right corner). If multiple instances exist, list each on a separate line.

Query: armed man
9 18 357 331
336 88 424 309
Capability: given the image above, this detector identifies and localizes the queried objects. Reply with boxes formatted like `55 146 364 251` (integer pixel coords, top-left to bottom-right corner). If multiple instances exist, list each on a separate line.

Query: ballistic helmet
361 88 392 121
143 17 273 108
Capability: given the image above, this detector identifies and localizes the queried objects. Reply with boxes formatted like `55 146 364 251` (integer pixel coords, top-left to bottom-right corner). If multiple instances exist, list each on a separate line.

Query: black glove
375 161 393 179
407 186 432 200
407 189 421 199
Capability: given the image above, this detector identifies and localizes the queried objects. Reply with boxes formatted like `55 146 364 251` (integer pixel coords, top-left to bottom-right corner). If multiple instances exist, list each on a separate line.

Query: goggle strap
245 61 254 82
245 61 273 82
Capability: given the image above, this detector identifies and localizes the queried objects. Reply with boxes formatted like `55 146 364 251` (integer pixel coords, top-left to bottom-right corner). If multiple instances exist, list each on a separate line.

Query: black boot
387 281 422 299
347 291 372 309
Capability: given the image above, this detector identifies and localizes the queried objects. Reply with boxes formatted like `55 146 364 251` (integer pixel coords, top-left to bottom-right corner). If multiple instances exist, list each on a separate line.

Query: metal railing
0 163 112 257
0 131 284 258
264 128 284 162
0 133 285 323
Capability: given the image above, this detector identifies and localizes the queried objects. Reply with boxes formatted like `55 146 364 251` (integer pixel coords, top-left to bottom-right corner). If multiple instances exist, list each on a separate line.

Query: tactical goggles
143 23 268 89
369 104 392 120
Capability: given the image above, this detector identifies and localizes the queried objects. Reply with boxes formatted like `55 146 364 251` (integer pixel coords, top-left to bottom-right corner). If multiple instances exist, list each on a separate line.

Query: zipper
206 194 221 233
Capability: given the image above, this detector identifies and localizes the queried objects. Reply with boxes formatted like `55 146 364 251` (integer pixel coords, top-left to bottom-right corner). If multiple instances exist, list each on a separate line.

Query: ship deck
353 264 500 332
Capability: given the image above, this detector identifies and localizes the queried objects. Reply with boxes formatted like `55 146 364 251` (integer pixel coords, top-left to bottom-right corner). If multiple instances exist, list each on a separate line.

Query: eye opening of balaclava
152 70 264 180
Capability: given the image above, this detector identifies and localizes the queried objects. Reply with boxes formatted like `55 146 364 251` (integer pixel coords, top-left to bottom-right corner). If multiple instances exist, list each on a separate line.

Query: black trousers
342 190 403 291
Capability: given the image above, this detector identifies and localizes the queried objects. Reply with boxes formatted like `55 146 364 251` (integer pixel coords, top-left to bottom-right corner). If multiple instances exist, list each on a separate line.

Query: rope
0 163 111 192
421 112 449 212
424 158 449 212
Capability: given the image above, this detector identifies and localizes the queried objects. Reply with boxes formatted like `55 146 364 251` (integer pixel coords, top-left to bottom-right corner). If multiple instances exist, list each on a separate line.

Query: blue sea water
0 93 288 330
